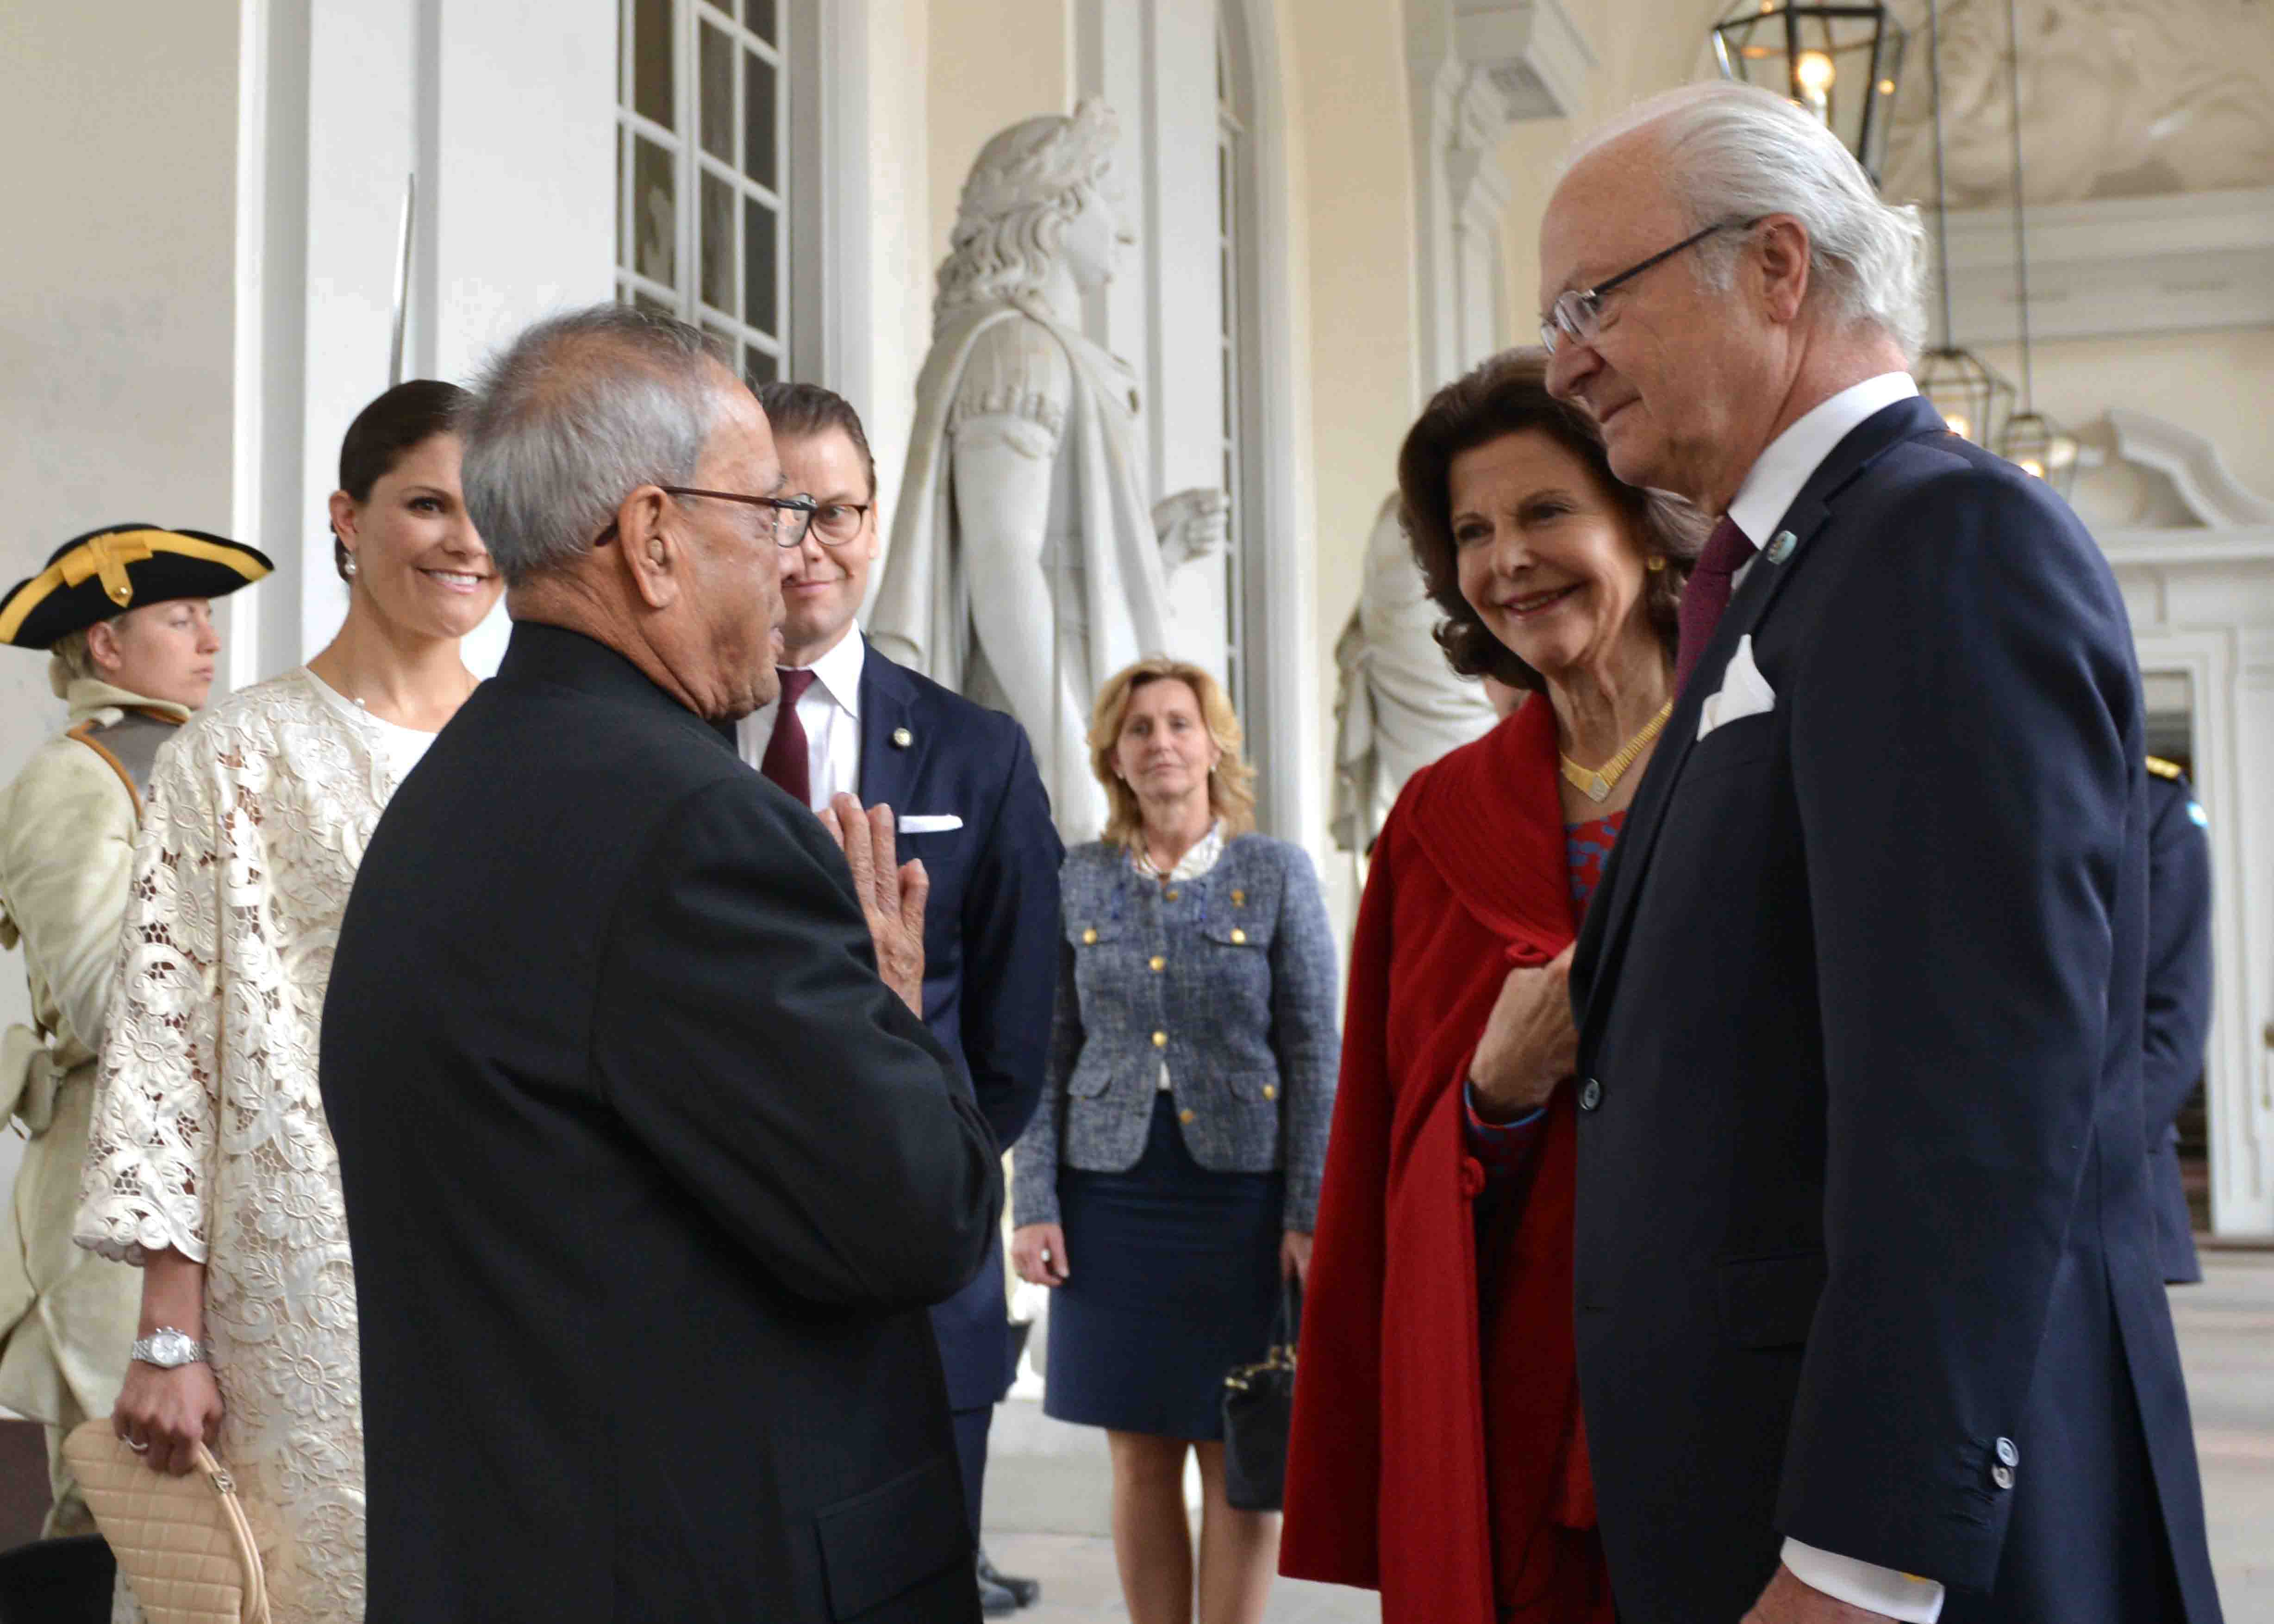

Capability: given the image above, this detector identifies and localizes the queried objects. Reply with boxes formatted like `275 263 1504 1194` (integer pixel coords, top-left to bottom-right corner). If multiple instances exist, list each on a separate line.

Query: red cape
1282 697 1609 1622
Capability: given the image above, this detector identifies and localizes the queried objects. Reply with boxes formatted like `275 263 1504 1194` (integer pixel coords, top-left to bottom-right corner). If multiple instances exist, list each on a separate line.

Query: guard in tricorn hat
0 523 269 1536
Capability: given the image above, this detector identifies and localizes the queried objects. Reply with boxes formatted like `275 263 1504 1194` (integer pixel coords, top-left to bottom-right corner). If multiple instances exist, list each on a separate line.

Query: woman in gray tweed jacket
1010 655 1338 1624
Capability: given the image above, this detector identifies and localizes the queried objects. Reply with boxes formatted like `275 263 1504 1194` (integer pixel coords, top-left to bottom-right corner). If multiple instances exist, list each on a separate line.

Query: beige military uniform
0 677 188 1535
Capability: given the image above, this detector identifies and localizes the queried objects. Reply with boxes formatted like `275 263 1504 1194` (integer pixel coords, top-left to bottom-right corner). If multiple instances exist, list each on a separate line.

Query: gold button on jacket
1152 1030 1168 1048
1149 955 1165 972
1082 927 1098 945
1230 927 1247 945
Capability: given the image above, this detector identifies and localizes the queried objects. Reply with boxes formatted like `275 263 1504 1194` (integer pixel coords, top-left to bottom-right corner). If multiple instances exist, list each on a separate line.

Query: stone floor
984 1250 2274 1621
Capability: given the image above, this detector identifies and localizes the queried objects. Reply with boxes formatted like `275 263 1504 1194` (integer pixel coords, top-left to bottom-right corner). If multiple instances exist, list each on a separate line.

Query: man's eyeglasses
805 500 874 548
1539 220 1751 356
592 486 822 550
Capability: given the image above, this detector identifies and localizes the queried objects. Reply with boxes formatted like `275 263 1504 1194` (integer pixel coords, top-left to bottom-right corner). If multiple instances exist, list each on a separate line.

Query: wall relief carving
1874 0 2274 207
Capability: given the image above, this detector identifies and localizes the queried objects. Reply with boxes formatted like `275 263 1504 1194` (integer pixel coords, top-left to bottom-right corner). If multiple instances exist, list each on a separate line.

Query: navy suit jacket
856 643 1063 1409
2143 769 2212 1284
1568 398 2221 1624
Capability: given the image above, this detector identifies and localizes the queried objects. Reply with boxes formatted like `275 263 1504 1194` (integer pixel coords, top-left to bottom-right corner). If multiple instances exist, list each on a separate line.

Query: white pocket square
1697 635 1776 740
897 814 964 834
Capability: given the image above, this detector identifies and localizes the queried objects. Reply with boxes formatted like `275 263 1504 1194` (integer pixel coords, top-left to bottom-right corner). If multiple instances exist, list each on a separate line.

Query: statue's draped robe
1331 495 1499 853
871 293 1175 840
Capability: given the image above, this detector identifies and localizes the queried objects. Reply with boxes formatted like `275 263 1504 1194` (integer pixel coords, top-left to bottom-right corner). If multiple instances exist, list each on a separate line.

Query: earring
343 554 359 579
1646 556 1666 573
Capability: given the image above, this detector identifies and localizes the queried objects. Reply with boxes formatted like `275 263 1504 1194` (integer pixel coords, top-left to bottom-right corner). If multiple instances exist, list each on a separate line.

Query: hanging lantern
2001 410 2080 497
1916 346 2015 450
1711 2 1908 186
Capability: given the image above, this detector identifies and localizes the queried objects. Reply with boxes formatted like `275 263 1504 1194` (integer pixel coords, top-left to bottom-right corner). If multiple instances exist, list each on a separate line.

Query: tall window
1216 12 1252 720
616 0 788 384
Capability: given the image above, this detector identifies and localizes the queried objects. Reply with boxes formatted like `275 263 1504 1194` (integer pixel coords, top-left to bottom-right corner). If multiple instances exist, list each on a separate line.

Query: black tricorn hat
0 525 274 650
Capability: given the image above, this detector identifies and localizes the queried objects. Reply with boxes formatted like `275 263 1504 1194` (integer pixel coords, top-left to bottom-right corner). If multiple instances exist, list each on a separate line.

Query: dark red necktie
1673 516 1759 694
760 667 818 808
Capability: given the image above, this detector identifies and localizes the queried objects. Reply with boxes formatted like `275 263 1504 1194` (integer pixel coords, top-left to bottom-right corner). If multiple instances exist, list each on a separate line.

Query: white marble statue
1329 495 1500 854
869 99 1225 840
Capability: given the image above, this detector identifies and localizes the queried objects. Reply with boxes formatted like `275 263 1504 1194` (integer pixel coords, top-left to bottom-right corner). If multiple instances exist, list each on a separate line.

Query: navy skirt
1044 1092 1284 1440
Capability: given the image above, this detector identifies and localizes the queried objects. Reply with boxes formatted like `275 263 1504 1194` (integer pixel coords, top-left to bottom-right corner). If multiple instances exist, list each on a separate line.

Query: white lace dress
74 668 436 1624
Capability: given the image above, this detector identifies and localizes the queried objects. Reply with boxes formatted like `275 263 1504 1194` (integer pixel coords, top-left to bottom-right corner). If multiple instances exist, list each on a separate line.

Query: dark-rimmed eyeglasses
590 486 822 550
1539 220 1753 356
805 500 874 548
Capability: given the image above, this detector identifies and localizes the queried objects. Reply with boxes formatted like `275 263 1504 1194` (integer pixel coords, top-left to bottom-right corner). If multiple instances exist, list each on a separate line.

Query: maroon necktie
760 667 818 808
1673 516 1759 694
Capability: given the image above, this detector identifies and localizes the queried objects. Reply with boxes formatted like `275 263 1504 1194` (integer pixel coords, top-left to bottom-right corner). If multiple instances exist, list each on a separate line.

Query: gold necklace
1559 698 1674 804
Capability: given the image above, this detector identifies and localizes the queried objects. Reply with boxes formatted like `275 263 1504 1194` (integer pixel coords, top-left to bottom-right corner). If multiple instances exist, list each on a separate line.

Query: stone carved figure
870 100 1225 840
1879 0 2274 205
1330 495 1499 854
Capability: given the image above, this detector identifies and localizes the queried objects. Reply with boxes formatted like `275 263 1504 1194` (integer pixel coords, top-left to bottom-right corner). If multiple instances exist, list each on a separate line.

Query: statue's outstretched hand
1153 488 1230 570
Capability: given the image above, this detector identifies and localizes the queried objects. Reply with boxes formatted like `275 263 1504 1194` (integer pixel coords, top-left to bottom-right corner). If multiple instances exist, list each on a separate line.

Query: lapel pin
1765 530 1797 564
891 727 913 748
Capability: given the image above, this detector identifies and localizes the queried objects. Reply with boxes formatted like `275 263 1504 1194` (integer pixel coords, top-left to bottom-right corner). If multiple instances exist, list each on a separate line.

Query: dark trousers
950 1404 992 1549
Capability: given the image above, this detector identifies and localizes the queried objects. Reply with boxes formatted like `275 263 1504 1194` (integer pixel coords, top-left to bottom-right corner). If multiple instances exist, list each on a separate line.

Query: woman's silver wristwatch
130 1327 211 1368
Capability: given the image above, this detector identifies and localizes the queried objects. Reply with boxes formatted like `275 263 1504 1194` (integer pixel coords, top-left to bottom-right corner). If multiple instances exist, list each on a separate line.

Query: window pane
699 23 733 163
700 171 736 316
745 345 779 386
633 0 673 129
743 52 776 187
633 136 676 284
746 0 776 44
744 198 777 335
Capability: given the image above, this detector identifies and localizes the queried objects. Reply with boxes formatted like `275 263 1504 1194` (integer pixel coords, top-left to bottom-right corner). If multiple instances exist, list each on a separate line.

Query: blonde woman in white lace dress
73 380 502 1624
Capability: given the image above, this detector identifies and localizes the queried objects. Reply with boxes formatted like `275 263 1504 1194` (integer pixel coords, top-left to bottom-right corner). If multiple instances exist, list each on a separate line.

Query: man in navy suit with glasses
1537 83 2221 1624
738 383 1062 1616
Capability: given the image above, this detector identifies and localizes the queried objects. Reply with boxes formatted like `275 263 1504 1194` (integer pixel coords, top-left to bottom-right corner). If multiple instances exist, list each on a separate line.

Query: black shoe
977 1549 1041 1609
978 1573 1020 1616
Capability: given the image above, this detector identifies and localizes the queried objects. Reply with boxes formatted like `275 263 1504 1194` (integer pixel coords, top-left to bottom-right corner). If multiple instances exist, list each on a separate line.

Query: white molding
1229 0 1318 849
1935 186 2274 345
2130 626 2271 1235
2097 527 2274 571
1452 0 1594 123
2107 410 2274 533
793 0 872 413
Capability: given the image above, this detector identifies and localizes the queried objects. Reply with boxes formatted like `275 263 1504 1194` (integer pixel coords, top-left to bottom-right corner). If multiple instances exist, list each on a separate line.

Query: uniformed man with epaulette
2142 753 2215 1287
0 523 269 1533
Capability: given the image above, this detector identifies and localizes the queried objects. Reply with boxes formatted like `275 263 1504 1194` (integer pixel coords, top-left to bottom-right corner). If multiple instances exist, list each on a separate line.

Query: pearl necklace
1559 698 1674 804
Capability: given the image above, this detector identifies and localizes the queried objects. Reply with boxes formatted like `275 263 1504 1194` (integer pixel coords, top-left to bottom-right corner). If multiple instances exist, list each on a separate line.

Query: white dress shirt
1720 371 1948 1624
736 624 867 812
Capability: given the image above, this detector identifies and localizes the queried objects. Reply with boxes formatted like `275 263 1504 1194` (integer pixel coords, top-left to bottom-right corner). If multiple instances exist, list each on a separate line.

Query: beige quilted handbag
62 1418 270 1624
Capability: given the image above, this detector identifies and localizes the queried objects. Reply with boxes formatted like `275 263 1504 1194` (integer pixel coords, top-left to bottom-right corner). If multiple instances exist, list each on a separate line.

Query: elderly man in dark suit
320 305 1000 1624
735 382 1062 1614
1530 83 2222 1624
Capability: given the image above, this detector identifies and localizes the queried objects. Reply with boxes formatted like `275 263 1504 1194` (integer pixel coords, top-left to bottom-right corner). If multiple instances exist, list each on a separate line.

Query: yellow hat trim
0 530 269 644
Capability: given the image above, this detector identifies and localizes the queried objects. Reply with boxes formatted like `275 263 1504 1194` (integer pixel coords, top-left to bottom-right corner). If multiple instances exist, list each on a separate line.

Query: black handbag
1220 1274 1301 1512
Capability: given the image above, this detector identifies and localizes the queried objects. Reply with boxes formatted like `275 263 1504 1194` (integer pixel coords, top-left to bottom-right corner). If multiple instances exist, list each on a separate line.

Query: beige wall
0 0 241 1056
1290 0 1419 882
925 0 1074 268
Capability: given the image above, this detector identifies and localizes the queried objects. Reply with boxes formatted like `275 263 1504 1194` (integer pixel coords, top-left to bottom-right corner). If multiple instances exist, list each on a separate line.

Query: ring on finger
127 1437 150 1453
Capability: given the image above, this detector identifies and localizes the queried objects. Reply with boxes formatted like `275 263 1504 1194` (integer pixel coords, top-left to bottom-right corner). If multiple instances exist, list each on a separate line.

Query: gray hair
1574 82 1929 358
459 304 725 586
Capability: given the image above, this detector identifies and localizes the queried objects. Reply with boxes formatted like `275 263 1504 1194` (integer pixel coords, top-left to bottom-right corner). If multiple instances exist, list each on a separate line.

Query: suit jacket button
1230 927 1247 945
1178 1108 1196 1125
1262 1084 1276 1100
1149 955 1165 972
1578 1076 1604 1112
1164 888 1181 902
1996 1437 2018 1467
1992 1463 2015 1490
1083 928 1098 945
1152 1031 1168 1049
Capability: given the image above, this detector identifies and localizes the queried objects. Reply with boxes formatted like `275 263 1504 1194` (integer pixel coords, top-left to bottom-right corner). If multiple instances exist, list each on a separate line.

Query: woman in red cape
1281 350 1702 1623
